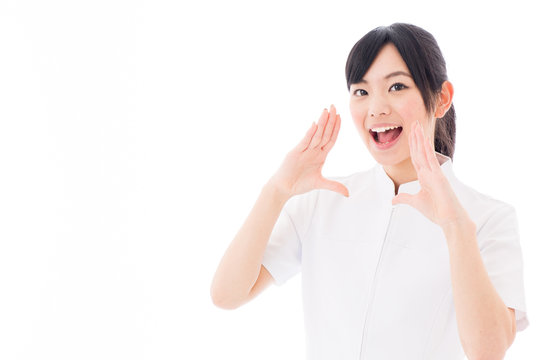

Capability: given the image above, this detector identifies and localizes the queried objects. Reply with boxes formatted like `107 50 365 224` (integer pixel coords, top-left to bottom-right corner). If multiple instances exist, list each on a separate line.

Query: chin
369 149 409 167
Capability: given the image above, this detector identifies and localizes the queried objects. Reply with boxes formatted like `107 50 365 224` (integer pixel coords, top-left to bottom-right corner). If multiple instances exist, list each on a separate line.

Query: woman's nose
369 97 391 118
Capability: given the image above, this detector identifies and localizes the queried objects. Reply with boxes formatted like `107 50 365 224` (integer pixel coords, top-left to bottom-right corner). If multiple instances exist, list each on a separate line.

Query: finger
409 121 420 172
295 121 318 152
322 113 341 151
309 108 329 149
320 104 337 149
415 120 431 171
319 178 349 197
424 134 440 171
392 193 418 208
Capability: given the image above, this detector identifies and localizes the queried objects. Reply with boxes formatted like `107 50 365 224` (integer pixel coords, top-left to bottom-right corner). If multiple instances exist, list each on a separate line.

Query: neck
383 157 417 195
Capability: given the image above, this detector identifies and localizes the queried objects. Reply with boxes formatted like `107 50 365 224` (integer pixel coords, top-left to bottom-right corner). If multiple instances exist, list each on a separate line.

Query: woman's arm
210 181 289 310
393 121 516 359
211 105 347 310
443 219 516 360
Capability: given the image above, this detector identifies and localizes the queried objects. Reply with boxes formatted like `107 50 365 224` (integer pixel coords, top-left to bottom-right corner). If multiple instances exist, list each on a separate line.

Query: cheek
395 97 428 125
349 102 367 131
393 97 428 152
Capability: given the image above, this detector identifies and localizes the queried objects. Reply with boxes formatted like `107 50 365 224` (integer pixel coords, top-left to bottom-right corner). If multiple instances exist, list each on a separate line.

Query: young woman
211 23 528 359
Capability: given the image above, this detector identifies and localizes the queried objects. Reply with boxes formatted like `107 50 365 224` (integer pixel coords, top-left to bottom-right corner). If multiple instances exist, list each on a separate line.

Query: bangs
345 26 390 90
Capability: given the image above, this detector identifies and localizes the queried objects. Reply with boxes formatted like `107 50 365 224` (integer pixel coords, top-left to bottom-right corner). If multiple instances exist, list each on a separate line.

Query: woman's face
349 43 435 168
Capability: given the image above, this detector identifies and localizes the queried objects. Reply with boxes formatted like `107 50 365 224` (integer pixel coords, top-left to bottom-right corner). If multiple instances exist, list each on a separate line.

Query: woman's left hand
392 120 470 231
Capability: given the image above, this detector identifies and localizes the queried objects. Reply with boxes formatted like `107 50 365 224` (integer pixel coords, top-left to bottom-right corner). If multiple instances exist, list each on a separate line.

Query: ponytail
434 103 456 160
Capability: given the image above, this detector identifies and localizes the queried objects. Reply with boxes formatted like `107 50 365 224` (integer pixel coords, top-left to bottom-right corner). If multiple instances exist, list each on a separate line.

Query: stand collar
374 152 455 196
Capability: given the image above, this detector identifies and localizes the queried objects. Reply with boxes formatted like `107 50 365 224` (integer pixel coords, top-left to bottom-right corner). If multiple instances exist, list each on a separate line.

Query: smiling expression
349 43 436 168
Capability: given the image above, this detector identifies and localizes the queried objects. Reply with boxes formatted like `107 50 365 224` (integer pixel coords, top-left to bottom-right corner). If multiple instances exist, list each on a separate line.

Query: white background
1 0 538 359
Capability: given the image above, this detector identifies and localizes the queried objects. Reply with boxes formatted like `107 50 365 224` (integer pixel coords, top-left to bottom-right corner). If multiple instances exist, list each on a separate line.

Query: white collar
374 152 455 197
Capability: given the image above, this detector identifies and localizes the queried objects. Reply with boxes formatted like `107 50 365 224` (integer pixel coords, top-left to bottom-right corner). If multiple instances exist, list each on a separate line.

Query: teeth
371 125 401 133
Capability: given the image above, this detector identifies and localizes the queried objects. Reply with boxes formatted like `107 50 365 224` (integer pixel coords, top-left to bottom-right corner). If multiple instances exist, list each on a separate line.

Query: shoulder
450 176 518 240
451 176 515 217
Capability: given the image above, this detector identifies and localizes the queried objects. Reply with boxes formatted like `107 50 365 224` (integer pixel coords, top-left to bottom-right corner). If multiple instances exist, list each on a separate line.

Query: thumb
392 193 416 207
319 179 350 198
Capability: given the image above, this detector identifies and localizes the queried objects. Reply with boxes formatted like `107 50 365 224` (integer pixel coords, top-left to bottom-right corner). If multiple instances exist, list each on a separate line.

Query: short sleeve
477 204 529 331
261 190 319 286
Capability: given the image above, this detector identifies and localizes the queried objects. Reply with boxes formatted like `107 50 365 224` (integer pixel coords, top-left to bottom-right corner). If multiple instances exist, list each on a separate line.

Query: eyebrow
355 71 413 84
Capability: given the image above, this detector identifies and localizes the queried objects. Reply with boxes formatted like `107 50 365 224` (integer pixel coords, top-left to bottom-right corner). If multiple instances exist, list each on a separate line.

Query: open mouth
369 126 403 145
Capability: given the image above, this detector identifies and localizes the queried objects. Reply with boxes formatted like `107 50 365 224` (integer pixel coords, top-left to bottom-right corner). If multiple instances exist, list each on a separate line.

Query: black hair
345 23 456 159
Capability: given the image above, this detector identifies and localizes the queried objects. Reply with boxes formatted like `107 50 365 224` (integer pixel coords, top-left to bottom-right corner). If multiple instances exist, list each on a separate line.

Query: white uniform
262 153 528 360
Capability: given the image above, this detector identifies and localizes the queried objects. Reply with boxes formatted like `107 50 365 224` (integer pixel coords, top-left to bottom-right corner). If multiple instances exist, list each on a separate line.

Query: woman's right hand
268 104 349 199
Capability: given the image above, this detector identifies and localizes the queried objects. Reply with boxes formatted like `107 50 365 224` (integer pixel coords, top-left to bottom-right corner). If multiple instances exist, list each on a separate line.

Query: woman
211 23 528 359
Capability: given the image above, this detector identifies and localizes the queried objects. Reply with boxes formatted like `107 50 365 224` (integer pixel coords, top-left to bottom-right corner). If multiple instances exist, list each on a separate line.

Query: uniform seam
283 189 321 244
476 202 510 235
359 206 396 360
283 207 301 245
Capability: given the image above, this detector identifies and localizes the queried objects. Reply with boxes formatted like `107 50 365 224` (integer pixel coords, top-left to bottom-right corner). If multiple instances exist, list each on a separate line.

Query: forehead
363 43 410 80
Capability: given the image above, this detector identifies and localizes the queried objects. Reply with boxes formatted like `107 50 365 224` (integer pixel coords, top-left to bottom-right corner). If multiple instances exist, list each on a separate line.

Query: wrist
263 178 292 205
441 215 476 240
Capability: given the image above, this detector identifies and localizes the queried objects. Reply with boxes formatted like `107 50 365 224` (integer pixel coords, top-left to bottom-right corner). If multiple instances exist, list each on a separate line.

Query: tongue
378 128 401 143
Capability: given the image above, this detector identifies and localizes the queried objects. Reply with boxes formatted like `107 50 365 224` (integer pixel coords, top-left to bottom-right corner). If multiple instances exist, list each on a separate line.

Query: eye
389 83 408 92
354 88 368 96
